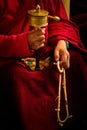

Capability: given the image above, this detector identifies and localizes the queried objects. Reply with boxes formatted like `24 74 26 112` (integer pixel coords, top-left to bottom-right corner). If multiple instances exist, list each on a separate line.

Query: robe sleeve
0 0 35 59
41 0 86 51
0 32 35 67
0 32 34 58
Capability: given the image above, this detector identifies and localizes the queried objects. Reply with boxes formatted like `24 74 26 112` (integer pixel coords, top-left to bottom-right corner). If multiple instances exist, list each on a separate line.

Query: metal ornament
28 4 60 28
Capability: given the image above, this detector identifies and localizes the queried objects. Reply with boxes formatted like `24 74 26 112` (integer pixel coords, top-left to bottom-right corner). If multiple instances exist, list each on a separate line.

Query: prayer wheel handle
27 4 60 28
48 15 60 21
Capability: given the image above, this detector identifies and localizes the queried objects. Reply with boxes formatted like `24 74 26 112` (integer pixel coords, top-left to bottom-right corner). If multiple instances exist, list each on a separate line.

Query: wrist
65 41 69 49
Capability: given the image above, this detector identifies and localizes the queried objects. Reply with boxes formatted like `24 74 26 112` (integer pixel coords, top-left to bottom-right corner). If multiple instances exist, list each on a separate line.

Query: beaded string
54 61 73 126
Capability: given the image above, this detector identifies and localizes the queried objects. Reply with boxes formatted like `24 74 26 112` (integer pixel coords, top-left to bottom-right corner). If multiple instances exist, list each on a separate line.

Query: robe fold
70 0 87 49
0 0 87 130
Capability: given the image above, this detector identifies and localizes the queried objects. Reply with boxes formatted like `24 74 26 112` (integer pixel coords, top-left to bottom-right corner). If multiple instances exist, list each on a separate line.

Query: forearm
48 20 81 48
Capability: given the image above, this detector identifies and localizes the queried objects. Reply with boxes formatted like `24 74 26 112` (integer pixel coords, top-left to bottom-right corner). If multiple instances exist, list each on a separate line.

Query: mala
54 61 73 126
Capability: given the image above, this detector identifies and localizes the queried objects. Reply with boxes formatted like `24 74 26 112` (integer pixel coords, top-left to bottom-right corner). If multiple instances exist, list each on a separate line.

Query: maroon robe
70 0 87 49
0 0 87 130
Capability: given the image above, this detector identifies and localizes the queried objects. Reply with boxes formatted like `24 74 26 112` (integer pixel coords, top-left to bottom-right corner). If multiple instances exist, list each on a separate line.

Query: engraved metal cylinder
28 5 49 28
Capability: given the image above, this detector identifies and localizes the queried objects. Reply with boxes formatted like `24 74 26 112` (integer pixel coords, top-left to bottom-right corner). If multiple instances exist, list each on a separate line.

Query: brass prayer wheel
28 4 60 28
28 5 49 28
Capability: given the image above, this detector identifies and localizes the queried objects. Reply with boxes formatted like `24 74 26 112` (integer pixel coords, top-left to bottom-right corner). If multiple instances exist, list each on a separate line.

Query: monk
0 0 87 130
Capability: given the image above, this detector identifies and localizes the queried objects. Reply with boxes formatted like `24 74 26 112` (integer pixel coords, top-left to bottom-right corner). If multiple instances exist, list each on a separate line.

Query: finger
37 35 45 42
35 43 44 50
54 49 60 62
59 52 70 69
36 29 45 35
31 41 44 50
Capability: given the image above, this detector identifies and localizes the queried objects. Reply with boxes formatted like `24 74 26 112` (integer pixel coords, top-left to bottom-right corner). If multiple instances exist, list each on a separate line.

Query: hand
54 40 70 69
28 28 45 50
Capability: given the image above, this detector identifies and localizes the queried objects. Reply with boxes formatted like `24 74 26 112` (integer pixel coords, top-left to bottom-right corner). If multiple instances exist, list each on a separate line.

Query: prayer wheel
28 4 60 28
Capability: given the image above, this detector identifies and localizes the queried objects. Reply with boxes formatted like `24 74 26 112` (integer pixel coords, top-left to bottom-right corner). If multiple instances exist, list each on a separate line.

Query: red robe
0 0 87 130
70 0 87 49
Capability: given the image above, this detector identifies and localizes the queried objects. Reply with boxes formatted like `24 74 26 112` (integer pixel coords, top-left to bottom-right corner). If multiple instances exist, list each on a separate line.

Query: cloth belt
21 57 51 71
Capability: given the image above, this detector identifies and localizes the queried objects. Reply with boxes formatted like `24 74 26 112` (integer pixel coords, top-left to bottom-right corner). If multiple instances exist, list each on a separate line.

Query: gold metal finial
36 4 40 13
